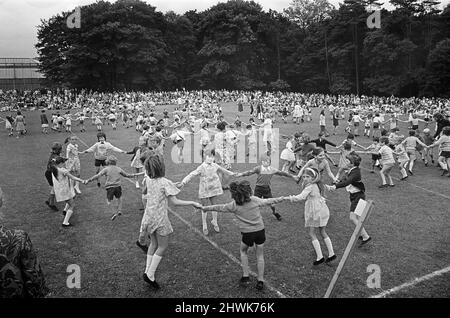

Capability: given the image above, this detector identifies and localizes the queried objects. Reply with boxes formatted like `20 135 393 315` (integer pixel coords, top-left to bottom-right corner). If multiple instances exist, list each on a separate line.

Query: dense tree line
36 0 450 97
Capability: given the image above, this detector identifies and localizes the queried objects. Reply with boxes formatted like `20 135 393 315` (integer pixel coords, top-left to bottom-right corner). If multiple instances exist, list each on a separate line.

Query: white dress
52 167 75 202
280 140 295 161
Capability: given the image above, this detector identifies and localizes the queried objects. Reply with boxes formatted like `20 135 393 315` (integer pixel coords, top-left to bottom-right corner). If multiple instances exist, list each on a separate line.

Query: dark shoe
325 255 337 263
358 236 363 240
256 281 264 290
62 223 73 228
370 170 375 173
136 241 148 253
360 237 372 246
50 205 58 211
408 170 413 175
273 212 282 221
97 182 101 187
313 257 325 266
240 276 250 285
45 200 51 207
143 273 160 290
389 184 395 187
378 184 388 188
400 176 408 181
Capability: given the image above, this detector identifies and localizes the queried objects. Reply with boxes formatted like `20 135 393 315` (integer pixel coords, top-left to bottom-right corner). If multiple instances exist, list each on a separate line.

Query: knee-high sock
201 211 208 229
64 203 70 211
324 237 334 257
311 239 323 261
146 254 162 281
145 254 153 274
212 211 218 224
62 209 73 225
256 254 264 282
240 252 249 277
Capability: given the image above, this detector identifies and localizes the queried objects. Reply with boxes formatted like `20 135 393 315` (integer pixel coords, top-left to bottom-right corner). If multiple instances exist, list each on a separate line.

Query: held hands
191 202 203 209
175 182 184 188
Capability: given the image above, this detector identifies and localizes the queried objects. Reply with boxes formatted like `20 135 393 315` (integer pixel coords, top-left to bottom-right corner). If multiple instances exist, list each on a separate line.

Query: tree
422 38 450 97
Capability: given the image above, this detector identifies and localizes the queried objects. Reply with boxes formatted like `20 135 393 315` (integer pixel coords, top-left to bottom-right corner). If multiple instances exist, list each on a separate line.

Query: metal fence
0 58 44 91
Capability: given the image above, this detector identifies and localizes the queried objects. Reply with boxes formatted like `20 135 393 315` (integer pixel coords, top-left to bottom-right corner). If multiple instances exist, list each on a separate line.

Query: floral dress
52 167 75 202
140 177 180 236
66 143 81 176
288 183 330 227
182 162 233 199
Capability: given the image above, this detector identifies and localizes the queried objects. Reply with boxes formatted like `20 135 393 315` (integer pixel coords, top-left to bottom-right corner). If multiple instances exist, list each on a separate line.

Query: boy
85 155 143 220
235 154 296 221
79 132 126 187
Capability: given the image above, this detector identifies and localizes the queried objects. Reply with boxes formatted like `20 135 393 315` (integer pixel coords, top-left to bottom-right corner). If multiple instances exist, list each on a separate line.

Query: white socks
145 254 153 274
311 239 323 261
240 252 249 277
146 254 162 281
202 211 208 230
324 237 335 257
62 209 73 225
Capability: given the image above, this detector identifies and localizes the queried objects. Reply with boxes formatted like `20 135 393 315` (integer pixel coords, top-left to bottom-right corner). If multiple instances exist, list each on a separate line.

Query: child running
84 155 143 220
285 168 336 265
65 136 82 194
138 154 201 290
79 132 126 187
177 148 235 235
235 154 296 221
50 157 84 227
201 180 285 290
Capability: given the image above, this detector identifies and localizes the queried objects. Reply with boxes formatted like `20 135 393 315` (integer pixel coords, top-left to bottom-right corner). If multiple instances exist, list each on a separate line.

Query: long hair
144 154 165 179
230 181 252 206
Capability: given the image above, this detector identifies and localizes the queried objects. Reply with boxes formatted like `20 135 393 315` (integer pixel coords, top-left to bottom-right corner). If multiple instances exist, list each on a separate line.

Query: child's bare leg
201 198 210 235
210 196 219 232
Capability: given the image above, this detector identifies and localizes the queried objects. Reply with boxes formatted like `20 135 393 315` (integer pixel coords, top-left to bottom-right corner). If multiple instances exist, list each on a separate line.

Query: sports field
0 103 449 298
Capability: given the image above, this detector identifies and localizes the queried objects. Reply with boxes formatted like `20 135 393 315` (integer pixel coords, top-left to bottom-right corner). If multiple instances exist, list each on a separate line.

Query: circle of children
2 89 450 291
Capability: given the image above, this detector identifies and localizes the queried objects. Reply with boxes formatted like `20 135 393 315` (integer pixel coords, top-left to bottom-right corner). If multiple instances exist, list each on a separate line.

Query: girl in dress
284 168 336 265
15 111 26 138
280 135 296 173
65 136 82 194
94 114 103 131
177 148 235 235
127 136 149 189
138 154 201 289
51 157 84 227
4 116 14 136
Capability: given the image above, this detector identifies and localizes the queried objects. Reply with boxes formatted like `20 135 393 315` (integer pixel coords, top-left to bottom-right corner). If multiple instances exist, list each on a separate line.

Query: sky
0 0 448 58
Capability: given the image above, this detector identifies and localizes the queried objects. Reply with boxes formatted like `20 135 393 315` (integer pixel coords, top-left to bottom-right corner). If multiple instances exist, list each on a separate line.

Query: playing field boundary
370 265 450 298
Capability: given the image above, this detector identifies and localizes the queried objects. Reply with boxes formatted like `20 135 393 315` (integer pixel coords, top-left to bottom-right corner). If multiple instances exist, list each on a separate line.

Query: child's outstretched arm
216 165 235 177
168 196 202 209
285 186 313 203
235 166 259 178
202 201 235 213
254 196 285 206
178 167 201 187
66 172 84 183
119 169 143 178
84 169 106 183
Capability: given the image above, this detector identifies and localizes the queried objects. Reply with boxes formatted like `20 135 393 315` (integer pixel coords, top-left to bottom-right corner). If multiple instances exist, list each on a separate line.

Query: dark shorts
95 159 107 167
412 125 419 130
333 119 339 127
109 118 116 122
254 185 272 199
440 151 450 158
106 186 122 201
372 154 381 161
241 229 266 247
354 122 360 127
350 192 366 212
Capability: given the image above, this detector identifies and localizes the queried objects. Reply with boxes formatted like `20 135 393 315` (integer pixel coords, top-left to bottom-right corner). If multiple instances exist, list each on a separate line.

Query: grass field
0 103 449 298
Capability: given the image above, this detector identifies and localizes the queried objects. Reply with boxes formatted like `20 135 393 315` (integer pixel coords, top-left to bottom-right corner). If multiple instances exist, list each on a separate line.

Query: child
201 180 285 290
285 168 336 265
427 126 450 176
378 137 396 187
85 155 143 220
50 157 84 227
235 154 296 221
138 154 201 289
65 113 72 133
94 114 103 131
65 136 82 194
421 128 435 166
280 135 297 173
77 113 88 132
79 132 126 187
365 137 381 173
364 114 372 137
326 152 371 246
5 116 14 136
296 148 337 183
330 142 353 180
310 132 337 166
401 130 427 175
45 142 63 211
393 139 409 180
177 149 235 235
40 109 49 134
127 136 149 189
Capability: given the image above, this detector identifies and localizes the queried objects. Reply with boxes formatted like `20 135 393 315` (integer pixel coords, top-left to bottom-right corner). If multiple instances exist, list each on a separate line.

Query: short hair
230 181 252 206
216 121 226 131
373 137 380 142
144 154 165 179
380 136 390 144
106 155 117 165
347 133 354 139
343 142 352 150
443 126 450 136
312 147 324 157
347 151 361 166
97 132 106 140
409 130 416 136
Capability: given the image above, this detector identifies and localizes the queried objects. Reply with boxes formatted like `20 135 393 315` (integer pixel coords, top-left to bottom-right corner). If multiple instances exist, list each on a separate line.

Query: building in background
0 58 43 91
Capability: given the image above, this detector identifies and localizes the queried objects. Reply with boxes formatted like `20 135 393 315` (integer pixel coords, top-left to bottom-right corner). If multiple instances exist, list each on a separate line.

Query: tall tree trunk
324 29 331 92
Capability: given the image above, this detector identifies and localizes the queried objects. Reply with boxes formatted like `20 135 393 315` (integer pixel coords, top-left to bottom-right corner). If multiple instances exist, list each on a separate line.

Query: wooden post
324 200 374 298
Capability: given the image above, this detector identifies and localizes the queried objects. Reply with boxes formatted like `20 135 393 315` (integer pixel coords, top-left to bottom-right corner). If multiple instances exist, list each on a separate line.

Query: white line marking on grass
370 265 450 298
121 177 287 298
359 166 450 200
